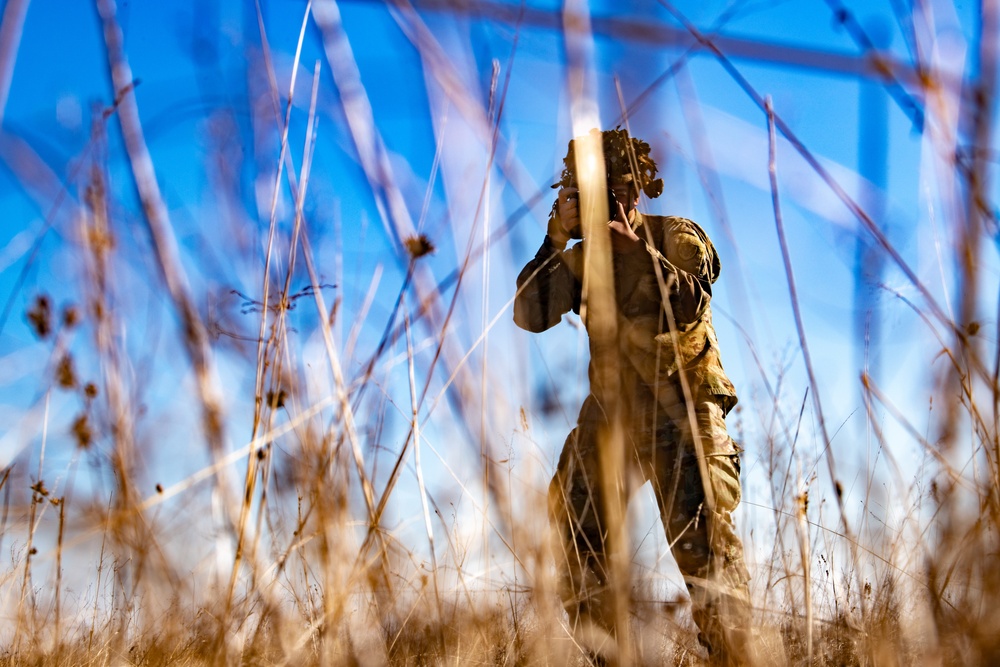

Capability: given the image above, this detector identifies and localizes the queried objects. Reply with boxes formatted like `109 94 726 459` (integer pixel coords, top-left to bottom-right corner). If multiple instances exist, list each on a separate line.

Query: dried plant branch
228 0 315 623
403 306 445 647
766 95 864 621
0 0 29 126
94 0 231 509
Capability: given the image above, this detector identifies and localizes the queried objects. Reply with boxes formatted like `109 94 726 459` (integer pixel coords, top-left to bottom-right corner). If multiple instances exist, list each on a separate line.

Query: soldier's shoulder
658 215 700 231
642 213 691 228
661 216 717 243
644 215 703 240
647 215 721 281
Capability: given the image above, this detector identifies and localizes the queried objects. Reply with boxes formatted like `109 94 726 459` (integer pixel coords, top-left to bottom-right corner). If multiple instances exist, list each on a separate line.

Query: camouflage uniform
514 210 751 663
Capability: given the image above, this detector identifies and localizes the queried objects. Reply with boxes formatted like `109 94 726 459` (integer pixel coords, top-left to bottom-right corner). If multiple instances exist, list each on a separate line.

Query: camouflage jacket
514 211 737 414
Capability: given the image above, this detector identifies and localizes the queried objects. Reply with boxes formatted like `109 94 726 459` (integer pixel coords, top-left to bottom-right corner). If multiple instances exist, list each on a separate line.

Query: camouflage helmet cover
553 127 664 199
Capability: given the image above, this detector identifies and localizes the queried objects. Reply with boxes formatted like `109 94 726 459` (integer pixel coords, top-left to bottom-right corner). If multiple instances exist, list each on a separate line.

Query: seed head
404 234 435 260
27 295 53 339
72 413 93 449
56 354 77 389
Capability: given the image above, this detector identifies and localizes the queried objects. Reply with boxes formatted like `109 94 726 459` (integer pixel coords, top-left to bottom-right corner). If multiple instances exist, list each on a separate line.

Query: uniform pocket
705 452 742 513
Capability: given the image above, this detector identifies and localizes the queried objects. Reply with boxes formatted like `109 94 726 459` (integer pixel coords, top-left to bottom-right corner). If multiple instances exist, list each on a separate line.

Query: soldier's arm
513 233 581 332
642 225 714 325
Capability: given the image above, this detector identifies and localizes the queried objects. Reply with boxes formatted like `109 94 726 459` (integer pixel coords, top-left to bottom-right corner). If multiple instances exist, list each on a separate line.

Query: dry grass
0 1 998 665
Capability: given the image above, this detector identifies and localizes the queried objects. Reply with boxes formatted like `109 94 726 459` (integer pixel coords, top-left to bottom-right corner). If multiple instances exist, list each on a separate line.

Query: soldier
514 128 751 665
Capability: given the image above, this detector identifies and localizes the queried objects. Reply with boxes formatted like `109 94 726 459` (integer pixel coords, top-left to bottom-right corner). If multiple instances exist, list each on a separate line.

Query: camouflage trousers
549 384 751 664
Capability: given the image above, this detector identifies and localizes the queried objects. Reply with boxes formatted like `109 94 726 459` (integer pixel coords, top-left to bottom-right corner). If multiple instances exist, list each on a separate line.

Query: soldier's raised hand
548 186 580 247
608 198 643 253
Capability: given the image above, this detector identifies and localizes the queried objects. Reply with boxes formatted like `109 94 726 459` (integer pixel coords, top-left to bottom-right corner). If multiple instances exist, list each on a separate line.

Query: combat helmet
553 127 664 199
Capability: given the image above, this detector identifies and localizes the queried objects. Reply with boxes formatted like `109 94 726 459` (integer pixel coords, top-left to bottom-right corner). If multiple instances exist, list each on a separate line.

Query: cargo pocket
706 452 742 513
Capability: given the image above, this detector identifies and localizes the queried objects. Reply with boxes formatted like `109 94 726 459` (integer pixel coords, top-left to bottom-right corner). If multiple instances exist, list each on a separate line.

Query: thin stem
403 305 445 648
766 95 862 616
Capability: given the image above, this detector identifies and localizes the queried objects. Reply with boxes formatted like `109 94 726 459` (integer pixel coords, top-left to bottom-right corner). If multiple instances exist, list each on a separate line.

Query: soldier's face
610 183 638 214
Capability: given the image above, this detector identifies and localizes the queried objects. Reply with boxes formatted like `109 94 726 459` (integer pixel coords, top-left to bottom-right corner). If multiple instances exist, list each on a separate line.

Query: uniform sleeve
642 226 714 325
513 235 581 332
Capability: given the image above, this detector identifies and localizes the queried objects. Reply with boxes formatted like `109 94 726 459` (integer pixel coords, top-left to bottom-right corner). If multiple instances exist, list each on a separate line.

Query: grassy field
1 0 999 665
